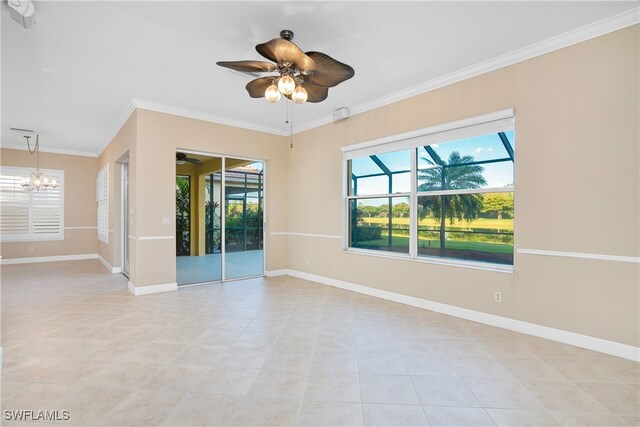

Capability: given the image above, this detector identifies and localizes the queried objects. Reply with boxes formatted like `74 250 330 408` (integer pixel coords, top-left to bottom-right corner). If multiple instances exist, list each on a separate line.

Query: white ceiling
2 1 638 156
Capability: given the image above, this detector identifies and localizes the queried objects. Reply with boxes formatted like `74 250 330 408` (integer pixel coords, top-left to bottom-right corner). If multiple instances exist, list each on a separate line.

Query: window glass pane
350 149 411 195
417 192 514 265
349 196 410 254
417 131 514 191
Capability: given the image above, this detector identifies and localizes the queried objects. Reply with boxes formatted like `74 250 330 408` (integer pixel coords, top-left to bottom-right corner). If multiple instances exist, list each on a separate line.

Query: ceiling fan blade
216 60 276 73
245 76 277 98
304 51 355 87
186 158 202 165
304 82 329 103
256 38 316 72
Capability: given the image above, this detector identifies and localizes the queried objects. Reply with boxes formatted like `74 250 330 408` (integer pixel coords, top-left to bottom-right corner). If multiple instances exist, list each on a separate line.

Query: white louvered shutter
0 167 64 241
96 165 109 243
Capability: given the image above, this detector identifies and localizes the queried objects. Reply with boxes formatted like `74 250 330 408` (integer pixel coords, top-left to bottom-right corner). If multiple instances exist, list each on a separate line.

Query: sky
351 131 514 206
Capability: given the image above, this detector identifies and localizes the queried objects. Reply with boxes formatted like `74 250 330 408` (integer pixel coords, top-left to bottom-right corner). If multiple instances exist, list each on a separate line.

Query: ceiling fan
217 30 355 104
176 152 202 166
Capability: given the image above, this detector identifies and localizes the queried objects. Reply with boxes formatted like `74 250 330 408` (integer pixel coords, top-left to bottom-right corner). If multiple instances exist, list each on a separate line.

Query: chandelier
21 134 58 191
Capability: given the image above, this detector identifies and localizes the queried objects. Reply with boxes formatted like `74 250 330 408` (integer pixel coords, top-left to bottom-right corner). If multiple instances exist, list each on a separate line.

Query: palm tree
418 151 486 254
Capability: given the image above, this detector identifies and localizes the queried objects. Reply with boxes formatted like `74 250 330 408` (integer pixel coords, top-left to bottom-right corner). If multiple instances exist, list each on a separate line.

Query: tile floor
1 260 638 426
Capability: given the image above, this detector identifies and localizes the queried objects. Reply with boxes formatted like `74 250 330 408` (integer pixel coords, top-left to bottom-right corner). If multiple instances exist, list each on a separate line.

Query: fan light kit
217 30 354 104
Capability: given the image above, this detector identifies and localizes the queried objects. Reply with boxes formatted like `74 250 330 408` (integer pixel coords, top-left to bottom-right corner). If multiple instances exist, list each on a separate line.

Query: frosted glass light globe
291 86 308 104
264 84 281 103
277 75 296 95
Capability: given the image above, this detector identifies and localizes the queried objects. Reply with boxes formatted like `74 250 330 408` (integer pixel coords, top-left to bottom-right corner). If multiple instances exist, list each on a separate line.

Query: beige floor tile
618 415 640 426
162 393 240 426
142 363 205 392
544 357 619 383
486 408 560 426
4 261 638 426
412 375 481 407
402 352 459 376
452 356 514 379
218 347 270 369
357 352 408 375
309 350 358 374
191 368 259 395
262 349 312 373
359 374 420 404
247 369 307 400
356 335 399 353
197 329 244 346
425 406 496 426
80 360 165 389
522 380 609 412
464 377 543 410
304 372 361 402
229 397 300 426
62 385 131 425
551 411 627 426
576 382 640 416
297 400 363 426
500 357 567 382
362 403 429 426
99 389 184 426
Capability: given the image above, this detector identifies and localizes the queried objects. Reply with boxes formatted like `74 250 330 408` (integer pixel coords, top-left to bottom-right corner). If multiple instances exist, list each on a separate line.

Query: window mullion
410 148 417 258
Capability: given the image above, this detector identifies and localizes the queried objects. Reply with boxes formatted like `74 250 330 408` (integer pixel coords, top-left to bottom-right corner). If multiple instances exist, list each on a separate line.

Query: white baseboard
265 269 289 277
128 281 177 296
266 269 640 362
0 253 98 265
97 254 123 274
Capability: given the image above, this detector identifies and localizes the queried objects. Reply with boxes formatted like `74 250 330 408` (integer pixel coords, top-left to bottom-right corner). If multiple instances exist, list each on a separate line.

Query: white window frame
342 109 515 273
97 164 109 244
0 166 65 242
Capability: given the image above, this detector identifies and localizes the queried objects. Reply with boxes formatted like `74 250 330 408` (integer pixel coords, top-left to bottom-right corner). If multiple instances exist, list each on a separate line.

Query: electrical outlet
28 247 34 253
305 258 310 266
494 291 502 303
161 217 170 225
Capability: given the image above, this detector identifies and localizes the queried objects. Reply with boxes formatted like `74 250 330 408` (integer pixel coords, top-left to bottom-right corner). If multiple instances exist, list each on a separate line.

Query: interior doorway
175 151 264 285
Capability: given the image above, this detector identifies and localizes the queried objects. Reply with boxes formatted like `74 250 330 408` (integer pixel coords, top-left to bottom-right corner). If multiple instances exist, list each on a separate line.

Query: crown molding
131 98 289 136
95 8 638 151
293 7 640 135
96 100 137 157
0 142 98 158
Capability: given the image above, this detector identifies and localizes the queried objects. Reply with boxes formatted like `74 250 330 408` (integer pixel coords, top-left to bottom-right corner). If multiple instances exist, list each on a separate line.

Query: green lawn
362 217 513 231
356 234 514 254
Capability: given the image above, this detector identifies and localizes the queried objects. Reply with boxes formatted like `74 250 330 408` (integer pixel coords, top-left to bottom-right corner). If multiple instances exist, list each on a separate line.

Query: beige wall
97 110 137 273
0 148 99 259
98 109 289 287
283 25 639 346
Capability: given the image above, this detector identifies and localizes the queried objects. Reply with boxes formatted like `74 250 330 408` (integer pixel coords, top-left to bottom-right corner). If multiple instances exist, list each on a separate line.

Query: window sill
343 247 514 274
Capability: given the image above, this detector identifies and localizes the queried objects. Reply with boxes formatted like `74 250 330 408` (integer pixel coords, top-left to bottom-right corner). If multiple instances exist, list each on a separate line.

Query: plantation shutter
96 165 109 243
0 166 64 241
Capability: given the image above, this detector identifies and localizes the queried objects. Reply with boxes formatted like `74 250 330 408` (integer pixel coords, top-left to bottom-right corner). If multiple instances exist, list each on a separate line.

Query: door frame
176 148 267 283
121 161 130 278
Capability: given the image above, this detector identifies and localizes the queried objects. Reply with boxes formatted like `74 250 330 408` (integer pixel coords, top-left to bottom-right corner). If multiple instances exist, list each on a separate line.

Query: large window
345 112 515 268
0 166 64 242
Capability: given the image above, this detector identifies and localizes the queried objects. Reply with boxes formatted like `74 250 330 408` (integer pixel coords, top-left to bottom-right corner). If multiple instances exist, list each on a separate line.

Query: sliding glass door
224 160 264 280
176 152 264 285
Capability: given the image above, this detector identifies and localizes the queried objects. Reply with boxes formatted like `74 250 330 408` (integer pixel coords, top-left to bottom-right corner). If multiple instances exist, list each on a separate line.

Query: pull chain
285 100 294 149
